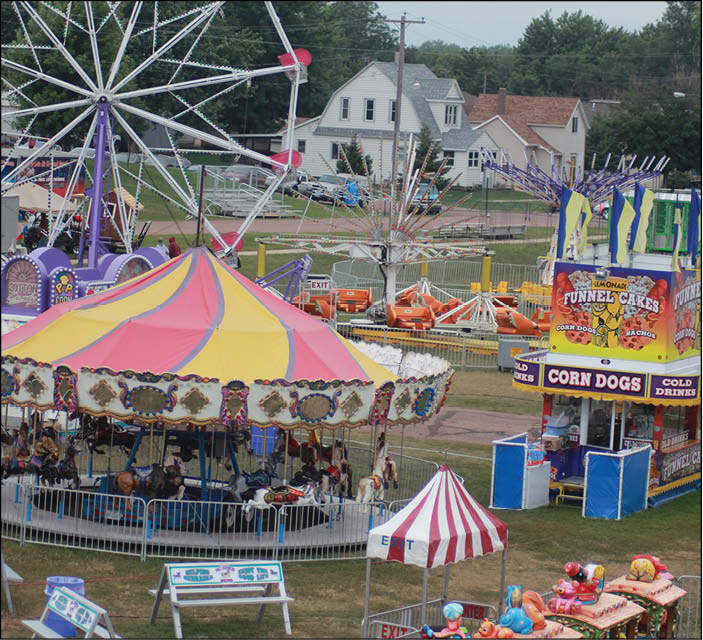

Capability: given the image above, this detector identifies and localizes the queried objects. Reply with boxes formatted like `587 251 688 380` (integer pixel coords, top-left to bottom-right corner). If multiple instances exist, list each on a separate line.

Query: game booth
507 262 701 517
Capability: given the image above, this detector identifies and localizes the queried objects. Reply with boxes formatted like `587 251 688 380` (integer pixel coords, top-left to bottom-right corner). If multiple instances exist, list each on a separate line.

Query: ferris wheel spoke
110 3 222 94
20 1 99 93
2 57 94 99
1 114 37 175
84 1 105 90
48 114 97 245
103 1 140 90
8 97 93 119
1 76 39 107
1 104 94 188
105 121 134 251
114 101 285 169
110 107 197 214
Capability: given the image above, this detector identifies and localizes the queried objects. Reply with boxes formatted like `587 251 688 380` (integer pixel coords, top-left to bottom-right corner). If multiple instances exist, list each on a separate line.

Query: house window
340 97 350 121
468 151 480 168
572 117 578 133
443 151 455 167
331 143 341 160
390 100 396 123
364 98 375 122
444 105 457 126
297 139 306 153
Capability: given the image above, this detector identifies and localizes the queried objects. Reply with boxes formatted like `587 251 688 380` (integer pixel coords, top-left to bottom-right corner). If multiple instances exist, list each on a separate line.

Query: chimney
498 88 507 115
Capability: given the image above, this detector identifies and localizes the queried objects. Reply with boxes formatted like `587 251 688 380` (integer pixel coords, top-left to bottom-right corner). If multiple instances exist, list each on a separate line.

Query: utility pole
384 13 425 224
483 71 488 94
382 13 424 307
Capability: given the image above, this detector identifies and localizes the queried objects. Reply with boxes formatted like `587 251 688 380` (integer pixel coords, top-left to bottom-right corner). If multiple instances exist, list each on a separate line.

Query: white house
467 89 589 180
271 62 499 188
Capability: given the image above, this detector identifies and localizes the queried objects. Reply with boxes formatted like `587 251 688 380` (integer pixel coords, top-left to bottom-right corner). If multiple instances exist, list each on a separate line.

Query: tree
336 135 373 176
413 123 450 189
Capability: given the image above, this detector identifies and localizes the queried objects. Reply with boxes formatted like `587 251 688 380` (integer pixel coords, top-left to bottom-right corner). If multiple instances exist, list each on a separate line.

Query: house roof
442 126 489 151
276 117 313 134
468 93 581 126
462 92 477 116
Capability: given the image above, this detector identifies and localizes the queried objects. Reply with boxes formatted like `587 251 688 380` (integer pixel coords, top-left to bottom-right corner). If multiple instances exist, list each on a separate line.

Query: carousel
1 246 453 546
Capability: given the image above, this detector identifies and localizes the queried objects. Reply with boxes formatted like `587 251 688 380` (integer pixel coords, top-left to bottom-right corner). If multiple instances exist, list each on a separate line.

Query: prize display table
604 575 686 638
551 475 584 505
545 592 645 638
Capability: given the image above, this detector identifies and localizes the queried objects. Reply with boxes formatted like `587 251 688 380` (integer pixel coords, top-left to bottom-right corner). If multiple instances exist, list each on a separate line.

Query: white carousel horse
242 482 318 521
356 434 398 505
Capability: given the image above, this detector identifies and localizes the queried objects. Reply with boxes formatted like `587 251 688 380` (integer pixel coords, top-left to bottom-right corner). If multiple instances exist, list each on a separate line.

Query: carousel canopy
367 465 507 568
1 247 453 429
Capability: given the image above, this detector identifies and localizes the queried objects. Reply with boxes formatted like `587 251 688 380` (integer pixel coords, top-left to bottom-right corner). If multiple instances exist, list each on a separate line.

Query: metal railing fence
2 481 400 563
338 324 548 370
675 575 701 639
366 599 498 638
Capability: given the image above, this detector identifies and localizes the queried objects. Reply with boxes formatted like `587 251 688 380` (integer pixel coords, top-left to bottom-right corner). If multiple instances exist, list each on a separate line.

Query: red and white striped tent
362 465 508 636
367 465 507 568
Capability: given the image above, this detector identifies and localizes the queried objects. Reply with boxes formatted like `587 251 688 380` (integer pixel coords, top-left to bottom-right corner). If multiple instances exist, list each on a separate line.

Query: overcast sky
375 2 669 48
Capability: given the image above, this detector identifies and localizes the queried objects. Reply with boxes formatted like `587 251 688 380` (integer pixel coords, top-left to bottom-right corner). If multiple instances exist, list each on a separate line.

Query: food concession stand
513 261 700 510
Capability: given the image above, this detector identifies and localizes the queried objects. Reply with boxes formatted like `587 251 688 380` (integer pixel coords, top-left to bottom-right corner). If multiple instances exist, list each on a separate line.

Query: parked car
221 164 273 188
411 182 441 214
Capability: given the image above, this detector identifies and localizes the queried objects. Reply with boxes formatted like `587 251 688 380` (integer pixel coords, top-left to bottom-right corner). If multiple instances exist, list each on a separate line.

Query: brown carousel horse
114 455 185 508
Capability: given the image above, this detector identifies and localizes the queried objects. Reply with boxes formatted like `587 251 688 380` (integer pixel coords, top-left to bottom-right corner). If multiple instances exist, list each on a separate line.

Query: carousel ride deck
1 474 383 556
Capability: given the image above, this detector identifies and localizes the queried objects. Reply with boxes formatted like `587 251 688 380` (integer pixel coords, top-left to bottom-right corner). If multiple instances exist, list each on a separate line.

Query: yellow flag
578 199 593 253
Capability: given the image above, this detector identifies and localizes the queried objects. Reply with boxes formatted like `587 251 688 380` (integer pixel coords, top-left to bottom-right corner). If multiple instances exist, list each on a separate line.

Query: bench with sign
149 561 294 639
22 586 120 639
2 550 23 614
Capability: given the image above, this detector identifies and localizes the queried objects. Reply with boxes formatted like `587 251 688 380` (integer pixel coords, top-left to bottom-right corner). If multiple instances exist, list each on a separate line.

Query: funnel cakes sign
550 264 677 362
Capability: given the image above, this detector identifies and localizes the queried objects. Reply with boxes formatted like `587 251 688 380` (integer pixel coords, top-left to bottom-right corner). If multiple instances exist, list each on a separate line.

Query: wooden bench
22 586 120 638
552 475 585 505
149 561 294 638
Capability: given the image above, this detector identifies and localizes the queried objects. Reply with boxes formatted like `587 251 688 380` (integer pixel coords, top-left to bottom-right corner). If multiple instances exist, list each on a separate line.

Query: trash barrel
45 576 85 637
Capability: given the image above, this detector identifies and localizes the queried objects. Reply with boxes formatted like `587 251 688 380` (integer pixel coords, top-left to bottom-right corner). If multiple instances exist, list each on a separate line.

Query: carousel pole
284 430 290 484
362 557 372 638
421 568 429 625
148 423 154 466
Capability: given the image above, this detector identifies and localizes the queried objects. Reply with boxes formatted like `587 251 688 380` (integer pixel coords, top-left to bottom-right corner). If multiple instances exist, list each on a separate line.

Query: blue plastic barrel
45 576 85 638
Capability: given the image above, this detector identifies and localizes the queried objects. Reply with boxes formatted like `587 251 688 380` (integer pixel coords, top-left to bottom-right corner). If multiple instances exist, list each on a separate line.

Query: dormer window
443 151 455 167
445 105 457 126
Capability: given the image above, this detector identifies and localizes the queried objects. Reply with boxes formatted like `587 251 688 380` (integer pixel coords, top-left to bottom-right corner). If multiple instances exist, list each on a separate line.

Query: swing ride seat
291 293 333 319
532 307 553 333
334 288 372 313
386 303 435 331
495 307 542 336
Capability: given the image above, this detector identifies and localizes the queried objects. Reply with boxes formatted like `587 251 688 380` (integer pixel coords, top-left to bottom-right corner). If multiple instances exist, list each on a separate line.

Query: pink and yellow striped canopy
2 247 394 385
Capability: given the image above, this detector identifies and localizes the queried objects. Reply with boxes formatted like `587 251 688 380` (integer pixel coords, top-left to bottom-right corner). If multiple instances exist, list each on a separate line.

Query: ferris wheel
1 1 307 263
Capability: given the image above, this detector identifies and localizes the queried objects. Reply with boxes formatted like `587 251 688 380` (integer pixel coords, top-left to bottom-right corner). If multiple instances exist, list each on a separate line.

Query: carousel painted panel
386 370 453 424
0 355 54 409
246 378 376 430
76 367 224 424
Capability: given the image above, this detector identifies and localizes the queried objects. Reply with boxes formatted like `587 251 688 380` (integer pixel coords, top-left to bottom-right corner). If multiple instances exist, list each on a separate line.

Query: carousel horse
38 436 82 490
81 416 137 456
226 450 284 503
356 433 397 504
317 442 354 502
114 454 185 507
1 424 32 479
30 426 60 486
242 481 319 520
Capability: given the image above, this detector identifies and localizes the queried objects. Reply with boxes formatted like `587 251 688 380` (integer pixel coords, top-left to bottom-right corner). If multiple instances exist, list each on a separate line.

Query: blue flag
609 187 636 264
672 203 683 272
688 188 700 266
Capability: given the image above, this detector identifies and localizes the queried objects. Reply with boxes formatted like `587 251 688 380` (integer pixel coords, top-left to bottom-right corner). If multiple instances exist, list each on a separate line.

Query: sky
374 2 669 48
